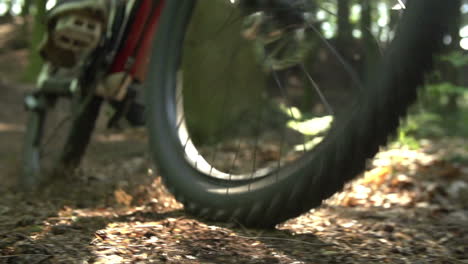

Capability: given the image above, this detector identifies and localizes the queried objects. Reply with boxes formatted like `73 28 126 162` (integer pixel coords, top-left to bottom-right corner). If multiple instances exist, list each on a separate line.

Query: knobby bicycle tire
145 0 458 227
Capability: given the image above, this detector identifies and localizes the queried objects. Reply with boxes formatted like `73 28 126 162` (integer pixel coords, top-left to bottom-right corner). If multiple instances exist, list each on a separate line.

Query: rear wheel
146 0 457 227
22 71 102 189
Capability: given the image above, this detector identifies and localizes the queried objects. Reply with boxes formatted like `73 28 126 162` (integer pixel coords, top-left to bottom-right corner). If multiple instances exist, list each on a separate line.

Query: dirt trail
0 80 29 187
0 79 467 263
0 47 467 263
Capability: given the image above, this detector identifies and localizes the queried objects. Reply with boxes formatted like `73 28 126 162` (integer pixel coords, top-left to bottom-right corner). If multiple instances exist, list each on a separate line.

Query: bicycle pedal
53 14 103 53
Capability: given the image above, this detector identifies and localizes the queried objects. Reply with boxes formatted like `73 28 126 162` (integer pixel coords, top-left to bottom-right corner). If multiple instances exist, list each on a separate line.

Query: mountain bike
22 0 458 228
22 0 164 185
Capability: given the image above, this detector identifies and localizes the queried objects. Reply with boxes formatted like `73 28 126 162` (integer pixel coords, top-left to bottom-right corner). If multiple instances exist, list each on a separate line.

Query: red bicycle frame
106 0 165 92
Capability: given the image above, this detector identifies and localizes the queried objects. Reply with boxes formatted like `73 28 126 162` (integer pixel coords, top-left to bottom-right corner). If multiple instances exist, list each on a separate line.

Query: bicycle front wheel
146 0 457 227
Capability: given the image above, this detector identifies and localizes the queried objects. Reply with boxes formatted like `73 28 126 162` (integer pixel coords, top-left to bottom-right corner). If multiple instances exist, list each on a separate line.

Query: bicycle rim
157 1 382 181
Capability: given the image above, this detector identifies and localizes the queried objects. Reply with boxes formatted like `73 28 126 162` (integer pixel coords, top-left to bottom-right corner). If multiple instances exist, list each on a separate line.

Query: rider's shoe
39 0 109 68
124 83 146 127
108 83 146 128
126 102 146 127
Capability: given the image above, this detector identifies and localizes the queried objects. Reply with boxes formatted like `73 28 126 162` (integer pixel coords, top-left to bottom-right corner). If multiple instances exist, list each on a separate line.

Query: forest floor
1 23 468 264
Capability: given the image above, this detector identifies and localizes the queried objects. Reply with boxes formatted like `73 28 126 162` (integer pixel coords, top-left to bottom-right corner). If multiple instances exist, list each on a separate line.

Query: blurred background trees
0 0 468 141
0 0 48 79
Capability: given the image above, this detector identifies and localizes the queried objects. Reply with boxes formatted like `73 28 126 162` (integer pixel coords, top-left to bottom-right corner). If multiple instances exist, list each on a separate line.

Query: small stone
16 216 35 227
51 225 70 235
383 224 395 233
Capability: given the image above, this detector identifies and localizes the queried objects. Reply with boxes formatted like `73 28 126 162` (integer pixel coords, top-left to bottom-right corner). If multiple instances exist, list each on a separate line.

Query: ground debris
1 97 467 264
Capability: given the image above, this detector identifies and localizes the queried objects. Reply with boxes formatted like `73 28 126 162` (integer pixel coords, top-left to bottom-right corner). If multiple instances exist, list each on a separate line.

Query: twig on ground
236 235 334 247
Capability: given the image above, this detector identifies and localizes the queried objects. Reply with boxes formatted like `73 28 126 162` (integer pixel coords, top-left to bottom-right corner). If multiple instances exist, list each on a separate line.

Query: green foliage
397 111 444 144
440 51 468 68
426 82 466 96
396 82 468 146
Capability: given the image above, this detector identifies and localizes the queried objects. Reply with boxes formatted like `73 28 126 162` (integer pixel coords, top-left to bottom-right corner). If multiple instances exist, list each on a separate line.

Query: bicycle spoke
396 0 406 9
305 21 363 91
171 0 375 182
272 70 307 153
300 64 334 116
41 115 72 157
208 81 232 176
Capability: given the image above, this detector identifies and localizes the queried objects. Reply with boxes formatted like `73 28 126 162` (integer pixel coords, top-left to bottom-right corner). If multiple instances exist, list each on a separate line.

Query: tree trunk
360 0 379 78
0 0 14 24
24 0 47 81
336 0 352 56
22 0 33 16
444 0 461 113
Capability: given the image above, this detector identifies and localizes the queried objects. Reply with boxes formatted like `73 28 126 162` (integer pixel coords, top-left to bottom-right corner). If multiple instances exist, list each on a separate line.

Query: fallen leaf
114 189 133 206
362 166 392 186
390 174 414 189
438 166 462 179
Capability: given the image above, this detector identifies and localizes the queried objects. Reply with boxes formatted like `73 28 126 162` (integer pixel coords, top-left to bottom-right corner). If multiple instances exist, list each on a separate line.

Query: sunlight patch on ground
0 24 13 35
0 122 24 132
279 104 303 119
325 145 440 209
287 115 333 136
294 136 324 152
95 133 128 143
278 102 334 152
287 115 333 151
88 217 307 263
278 139 468 262
283 139 465 235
